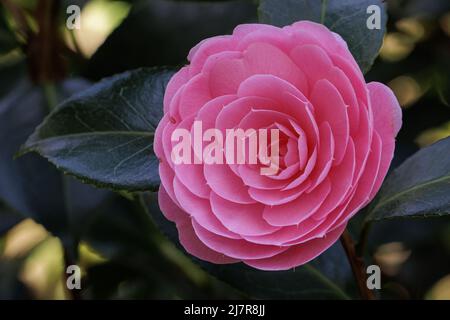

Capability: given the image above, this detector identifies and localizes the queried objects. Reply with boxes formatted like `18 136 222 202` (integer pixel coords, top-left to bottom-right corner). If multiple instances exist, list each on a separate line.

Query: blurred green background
0 0 449 299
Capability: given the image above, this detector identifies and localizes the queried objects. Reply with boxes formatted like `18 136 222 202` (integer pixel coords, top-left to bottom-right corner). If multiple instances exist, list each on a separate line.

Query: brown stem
340 229 375 300
27 0 66 83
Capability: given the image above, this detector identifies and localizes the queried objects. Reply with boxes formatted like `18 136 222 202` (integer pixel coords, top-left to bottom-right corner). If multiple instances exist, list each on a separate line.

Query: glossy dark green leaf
21 68 174 192
366 137 450 221
142 193 355 299
258 0 387 73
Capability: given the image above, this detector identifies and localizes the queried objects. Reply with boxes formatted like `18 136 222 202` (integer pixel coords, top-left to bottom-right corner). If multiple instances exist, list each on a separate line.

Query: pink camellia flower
154 21 402 270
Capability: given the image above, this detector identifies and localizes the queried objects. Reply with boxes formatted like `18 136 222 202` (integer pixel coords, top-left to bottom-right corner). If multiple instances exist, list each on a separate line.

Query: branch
27 0 66 83
340 229 376 300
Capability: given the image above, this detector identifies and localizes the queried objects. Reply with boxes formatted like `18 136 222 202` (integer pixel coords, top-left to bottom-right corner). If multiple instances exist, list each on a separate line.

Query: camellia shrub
1 0 449 300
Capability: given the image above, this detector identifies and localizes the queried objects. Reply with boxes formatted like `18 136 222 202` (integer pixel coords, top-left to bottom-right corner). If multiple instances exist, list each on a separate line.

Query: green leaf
142 193 354 299
21 68 175 192
258 0 387 73
366 137 450 222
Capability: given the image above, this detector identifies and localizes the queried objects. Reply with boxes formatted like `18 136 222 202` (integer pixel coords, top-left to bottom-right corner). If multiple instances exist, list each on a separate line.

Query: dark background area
0 0 449 299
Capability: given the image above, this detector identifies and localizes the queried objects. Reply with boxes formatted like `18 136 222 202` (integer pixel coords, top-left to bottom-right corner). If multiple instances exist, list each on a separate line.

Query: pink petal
215 96 275 132
270 163 300 181
238 74 308 107
159 160 177 203
233 23 281 37
307 122 335 190
367 82 402 199
236 25 290 53
196 94 237 129
282 147 317 190
193 94 237 161
159 186 237 264
289 21 352 63
243 225 345 271
351 105 373 185
208 53 247 96
238 108 295 132
311 79 349 165
177 219 239 264
242 42 308 93
188 35 236 76
210 192 280 236
297 201 352 242
162 118 179 169
154 114 170 159
324 66 360 134
311 139 356 220
282 92 319 152
275 121 307 170
192 221 287 260
175 163 210 199
163 67 190 113
172 115 210 199
173 178 240 239
204 163 255 204
248 181 311 206
290 44 333 92
238 164 288 190
283 137 300 167
242 218 319 246
333 132 383 228
331 53 368 106
177 73 212 118
263 180 331 226
368 82 402 137
158 185 186 222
